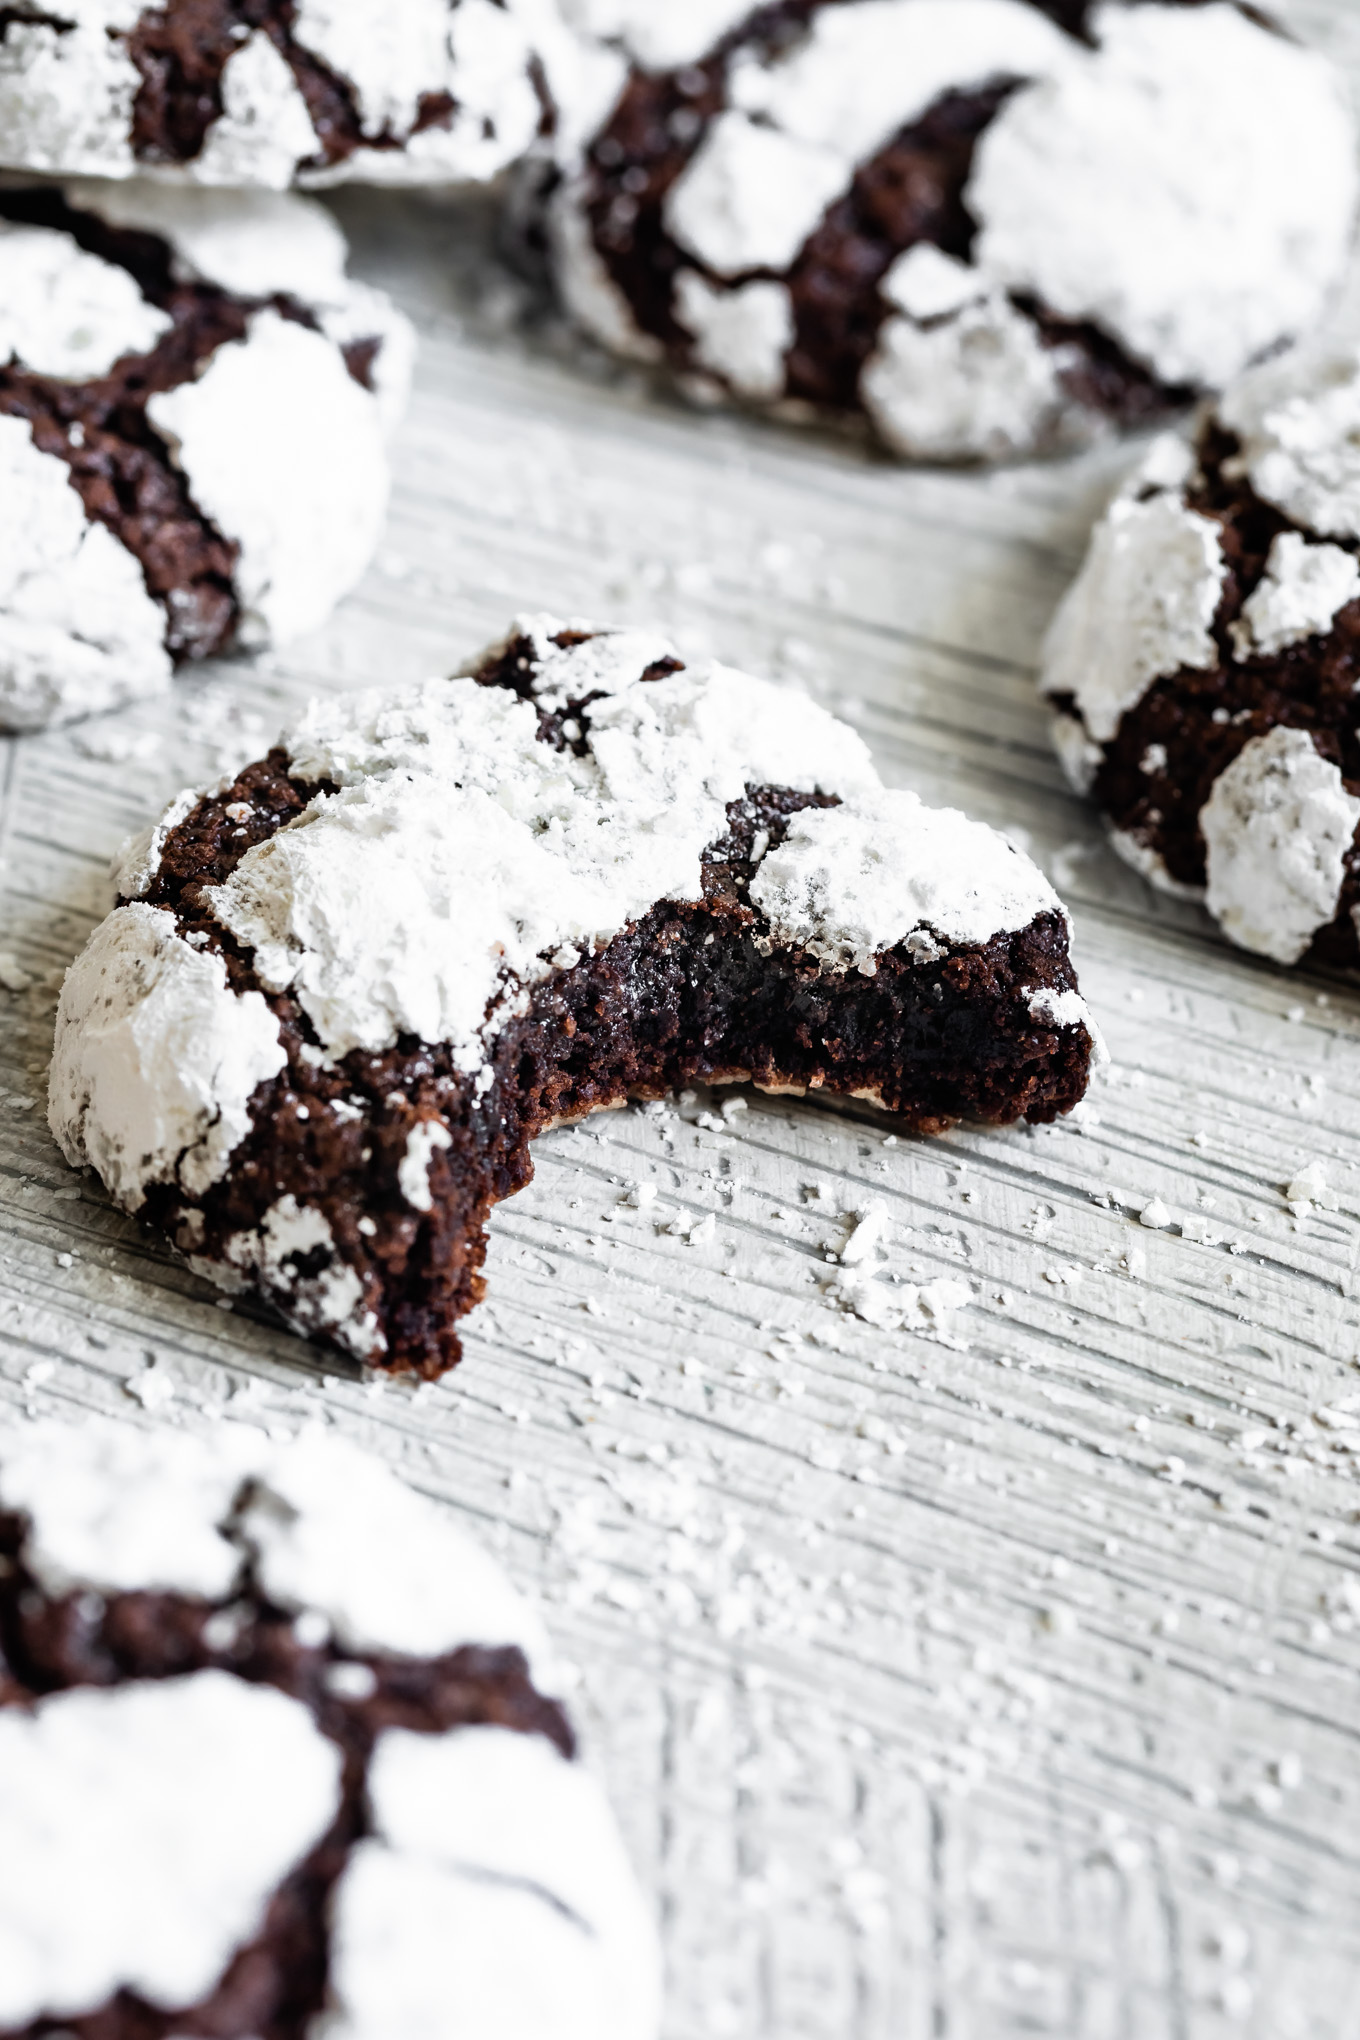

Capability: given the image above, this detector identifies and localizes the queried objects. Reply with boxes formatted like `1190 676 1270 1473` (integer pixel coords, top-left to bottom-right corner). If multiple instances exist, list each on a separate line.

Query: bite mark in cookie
50 617 1101 1375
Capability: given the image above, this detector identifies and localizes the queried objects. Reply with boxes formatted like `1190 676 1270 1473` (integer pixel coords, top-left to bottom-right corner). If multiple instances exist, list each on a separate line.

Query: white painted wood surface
5 12 1360 2031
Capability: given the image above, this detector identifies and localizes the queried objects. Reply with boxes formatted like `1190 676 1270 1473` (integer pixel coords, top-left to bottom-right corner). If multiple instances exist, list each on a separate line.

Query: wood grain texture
4 10 1360 2031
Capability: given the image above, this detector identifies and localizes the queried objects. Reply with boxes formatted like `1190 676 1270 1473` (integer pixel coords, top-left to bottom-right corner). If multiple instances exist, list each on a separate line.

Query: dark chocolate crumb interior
131 632 1093 1378
0 1496 569 2040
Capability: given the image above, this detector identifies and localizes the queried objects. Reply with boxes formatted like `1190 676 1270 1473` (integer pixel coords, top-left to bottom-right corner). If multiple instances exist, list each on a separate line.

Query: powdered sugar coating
1231 533 1360 661
558 0 753 72
148 309 390 648
749 790 1065 975
0 1672 341 2029
193 28 321 188
0 1418 548 1668
0 219 168 378
47 900 287 1211
1041 489 1225 747
0 0 547 189
0 1420 255 1600
728 0 1069 157
326 1726 659 2040
0 1 140 180
673 270 793 401
1219 346 1360 545
973 3 1356 392
862 290 1066 465
0 413 171 731
1200 727 1360 966
664 111 846 278
300 0 544 189
67 175 347 302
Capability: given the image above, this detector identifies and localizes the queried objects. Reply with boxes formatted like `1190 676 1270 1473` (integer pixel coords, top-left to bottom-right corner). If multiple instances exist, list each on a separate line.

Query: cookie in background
0 178 414 732
0 1413 660 2040
539 0 1357 464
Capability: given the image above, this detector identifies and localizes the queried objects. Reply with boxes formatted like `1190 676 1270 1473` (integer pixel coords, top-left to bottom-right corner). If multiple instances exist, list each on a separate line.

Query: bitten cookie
1042 346 1360 969
0 177 414 732
0 1415 659 2040
0 0 565 189
544 0 1355 463
49 616 1101 1375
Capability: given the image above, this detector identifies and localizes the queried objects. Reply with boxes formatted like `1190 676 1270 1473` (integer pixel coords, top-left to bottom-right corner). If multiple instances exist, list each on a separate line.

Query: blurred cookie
0 1415 658 2040
544 0 1356 462
0 0 564 189
49 616 1100 1374
1043 345 1360 968
0 178 413 731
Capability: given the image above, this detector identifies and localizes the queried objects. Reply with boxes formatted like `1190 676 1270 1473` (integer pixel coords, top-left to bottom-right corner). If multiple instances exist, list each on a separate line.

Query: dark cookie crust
570 0 1195 437
0 186 384 662
1050 426 1360 968
0 1498 570 2040
129 634 1093 1377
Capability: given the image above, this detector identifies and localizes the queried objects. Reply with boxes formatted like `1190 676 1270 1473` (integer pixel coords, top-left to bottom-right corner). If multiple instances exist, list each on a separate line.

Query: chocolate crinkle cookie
48 616 1102 1376
1043 345 1360 971
0 0 571 189
0 176 413 733
0 1415 659 2040
541 0 1356 464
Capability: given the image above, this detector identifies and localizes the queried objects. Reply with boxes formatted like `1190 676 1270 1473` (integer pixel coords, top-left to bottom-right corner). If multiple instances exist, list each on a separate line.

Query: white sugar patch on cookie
748 789 1064 975
1041 491 1225 744
664 111 846 277
674 270 793 401
191 28 321 188
148 309 390 647
1201 726 1360 965
728 0 1069 159
863 291 1065 463
0 1673 341 2030
205 636 878 1067
0 3 141 179
0 220 169 378
0 414 171 732
305 0 543 186
558 0 755 72
47 901 287 1210
1220 345 1360 545
1231 532 1360 660
0 1420 548 1670
66 177 351 304
972 2 1356 390
329 1725 659 2040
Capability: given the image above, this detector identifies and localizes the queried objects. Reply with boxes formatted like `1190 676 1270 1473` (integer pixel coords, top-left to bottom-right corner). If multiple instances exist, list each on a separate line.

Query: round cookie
49 615 1102 1375
1042 345 1360 970
0 1414 659 2040
0 0 571 190
0 177 414 732
543 0 1356 463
